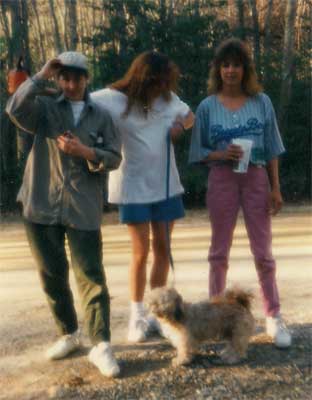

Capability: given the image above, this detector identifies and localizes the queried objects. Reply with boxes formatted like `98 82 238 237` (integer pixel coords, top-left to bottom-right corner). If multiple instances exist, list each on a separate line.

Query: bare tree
115 0 127 60
248 0 261 75
65 0 78 50
0 0 32 213
0 1 12 66
31 0 46 63
48 0 63 53
4 0 32 71
263 0 274 84
279 0 298 131
235 0 246 39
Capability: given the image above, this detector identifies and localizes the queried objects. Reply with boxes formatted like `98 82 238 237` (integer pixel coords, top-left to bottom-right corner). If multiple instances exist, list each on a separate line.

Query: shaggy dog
148 287 254 366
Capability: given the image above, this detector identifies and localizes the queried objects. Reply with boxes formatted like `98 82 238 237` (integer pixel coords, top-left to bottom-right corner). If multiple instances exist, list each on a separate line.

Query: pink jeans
206 164 280 317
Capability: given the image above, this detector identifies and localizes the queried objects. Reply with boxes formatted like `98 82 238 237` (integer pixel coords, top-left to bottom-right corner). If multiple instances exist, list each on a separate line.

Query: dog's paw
172 356 182 367
219 350 243 365
172 355 193 367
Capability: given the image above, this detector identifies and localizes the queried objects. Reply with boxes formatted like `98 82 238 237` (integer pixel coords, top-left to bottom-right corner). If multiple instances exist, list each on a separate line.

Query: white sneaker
127 316 149 343
46 331 81 360
88 342 120 378
266 315 292 348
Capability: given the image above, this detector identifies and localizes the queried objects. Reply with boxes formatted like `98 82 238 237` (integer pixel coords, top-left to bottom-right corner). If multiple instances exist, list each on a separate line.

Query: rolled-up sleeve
87 110 122 173
188 101 212 164
5 76 47 134
262 94 285 162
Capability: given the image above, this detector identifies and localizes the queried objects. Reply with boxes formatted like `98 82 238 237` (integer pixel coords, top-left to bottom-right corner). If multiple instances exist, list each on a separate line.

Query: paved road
0 208 311 399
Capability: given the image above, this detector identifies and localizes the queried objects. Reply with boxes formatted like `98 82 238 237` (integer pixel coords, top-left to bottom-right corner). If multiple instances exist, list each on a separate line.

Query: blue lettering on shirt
210 118 264 144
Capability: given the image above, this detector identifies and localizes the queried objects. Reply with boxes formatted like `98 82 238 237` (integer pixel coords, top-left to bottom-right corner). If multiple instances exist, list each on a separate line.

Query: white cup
232 138 253 173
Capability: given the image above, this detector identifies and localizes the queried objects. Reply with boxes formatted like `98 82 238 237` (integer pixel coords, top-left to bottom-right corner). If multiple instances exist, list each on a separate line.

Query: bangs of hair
111 51 179 116
215 40 248 67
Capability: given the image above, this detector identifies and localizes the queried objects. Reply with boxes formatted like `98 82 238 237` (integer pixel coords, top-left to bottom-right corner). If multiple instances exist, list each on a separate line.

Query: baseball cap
57 51 88 72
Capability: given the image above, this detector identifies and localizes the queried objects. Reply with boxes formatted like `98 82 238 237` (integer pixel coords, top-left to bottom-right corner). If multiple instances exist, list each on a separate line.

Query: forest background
0 0 311 212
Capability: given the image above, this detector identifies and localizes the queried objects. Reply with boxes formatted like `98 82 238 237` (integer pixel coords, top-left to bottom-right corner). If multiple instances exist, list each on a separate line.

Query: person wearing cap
6 51 122 377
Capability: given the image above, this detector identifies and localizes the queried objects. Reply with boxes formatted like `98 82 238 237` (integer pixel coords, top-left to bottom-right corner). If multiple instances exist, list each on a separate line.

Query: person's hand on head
36 59 63 80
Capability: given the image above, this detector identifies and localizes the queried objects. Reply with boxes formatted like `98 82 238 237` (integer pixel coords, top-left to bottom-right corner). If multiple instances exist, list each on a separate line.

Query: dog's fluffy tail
212 288 253 311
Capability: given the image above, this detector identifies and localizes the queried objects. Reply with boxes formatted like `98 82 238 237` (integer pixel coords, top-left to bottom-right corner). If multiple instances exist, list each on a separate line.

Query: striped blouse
189 93 285 166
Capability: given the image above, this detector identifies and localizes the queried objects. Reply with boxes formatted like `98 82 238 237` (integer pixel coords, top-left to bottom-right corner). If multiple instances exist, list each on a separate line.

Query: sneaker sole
46 344 81 360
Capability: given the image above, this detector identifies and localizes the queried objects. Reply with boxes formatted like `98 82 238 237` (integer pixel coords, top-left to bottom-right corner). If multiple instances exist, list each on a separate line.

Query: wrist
84 146 96 161
218 150 227 161
35 71 49 81
271 183 280 191
173 121 184 130
207 150 226 161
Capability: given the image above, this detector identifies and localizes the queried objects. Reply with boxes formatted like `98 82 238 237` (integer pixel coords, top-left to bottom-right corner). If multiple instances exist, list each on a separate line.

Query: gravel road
0 207 311 400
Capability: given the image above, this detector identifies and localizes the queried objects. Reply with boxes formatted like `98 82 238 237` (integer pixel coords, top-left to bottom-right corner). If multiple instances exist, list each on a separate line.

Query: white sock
95 341 111 350
130 301 145 318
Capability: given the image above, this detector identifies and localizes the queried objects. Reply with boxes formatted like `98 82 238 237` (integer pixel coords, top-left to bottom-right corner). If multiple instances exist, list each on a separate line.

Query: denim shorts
119 195 185 224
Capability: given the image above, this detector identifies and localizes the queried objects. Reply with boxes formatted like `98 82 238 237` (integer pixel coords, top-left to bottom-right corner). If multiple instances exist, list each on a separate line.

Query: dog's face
148 287 185 322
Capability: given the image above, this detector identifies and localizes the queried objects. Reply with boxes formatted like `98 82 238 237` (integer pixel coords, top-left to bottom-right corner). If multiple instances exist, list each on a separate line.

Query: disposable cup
232 138 253 173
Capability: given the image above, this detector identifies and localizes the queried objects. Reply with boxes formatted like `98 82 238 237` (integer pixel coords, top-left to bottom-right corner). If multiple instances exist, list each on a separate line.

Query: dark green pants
24 220 110 344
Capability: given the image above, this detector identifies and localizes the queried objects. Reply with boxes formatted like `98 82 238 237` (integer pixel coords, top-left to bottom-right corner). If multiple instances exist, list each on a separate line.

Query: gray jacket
6 76 121 230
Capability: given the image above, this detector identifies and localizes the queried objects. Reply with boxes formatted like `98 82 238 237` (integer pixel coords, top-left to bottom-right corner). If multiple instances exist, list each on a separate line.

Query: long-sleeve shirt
189 93 285 166
6 76 121 230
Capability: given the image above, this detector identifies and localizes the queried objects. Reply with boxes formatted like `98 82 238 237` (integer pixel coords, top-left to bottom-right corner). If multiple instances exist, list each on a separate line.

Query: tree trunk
279 0 298 131
65 0 78 50
115 0 127 66
235 0 246 39
0 0 33 213
31 0 46 63
0 111 19 214
248 0 261 76
0 1 12 67
48 0 63 53
92 0 96 85
6 2 22 68
20 0 32 72
78 0 85 52
263 0 274 85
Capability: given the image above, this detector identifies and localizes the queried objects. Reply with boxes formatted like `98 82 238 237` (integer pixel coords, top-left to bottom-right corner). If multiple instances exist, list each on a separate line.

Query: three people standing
6 38 291 380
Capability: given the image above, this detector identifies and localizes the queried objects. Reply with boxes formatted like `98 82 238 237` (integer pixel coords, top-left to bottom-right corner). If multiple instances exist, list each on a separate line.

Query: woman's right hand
222 144 243 161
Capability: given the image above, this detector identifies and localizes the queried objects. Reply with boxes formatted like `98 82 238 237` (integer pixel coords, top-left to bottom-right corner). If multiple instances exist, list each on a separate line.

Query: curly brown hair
110 51 179 116
208 38 262 96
